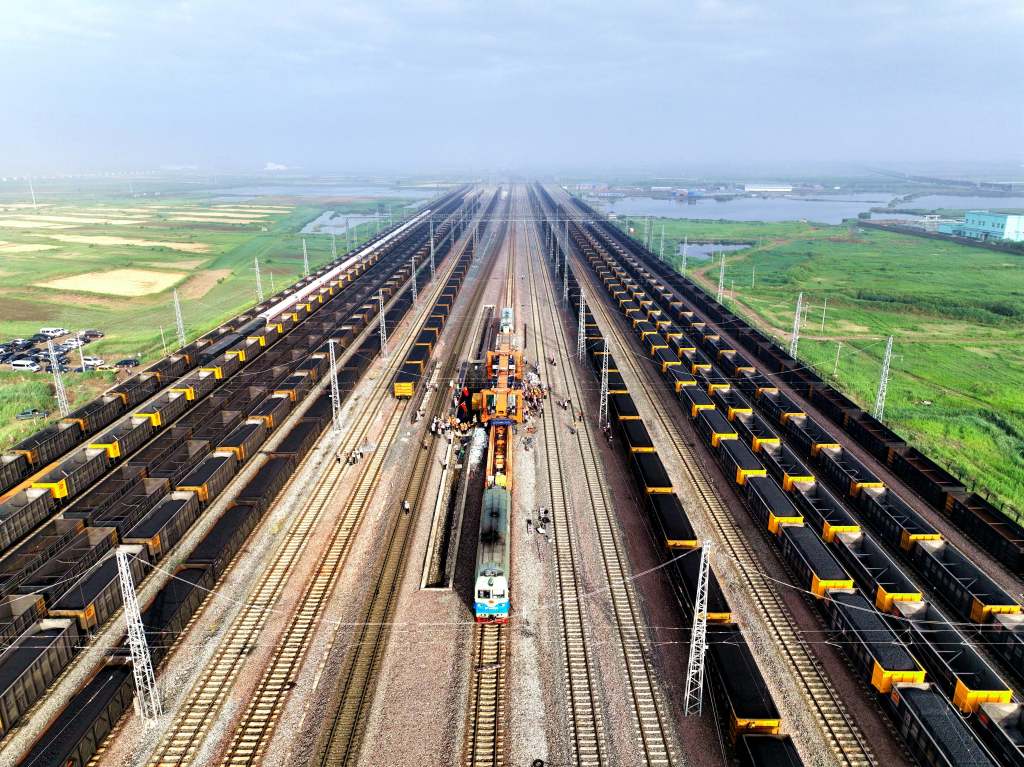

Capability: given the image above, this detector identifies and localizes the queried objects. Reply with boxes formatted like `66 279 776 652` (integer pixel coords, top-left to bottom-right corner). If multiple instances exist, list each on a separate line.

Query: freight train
526 191 805 766
585 196 1024 576
535 184 1006 767
393 188 503 399
471 305 521 623
2 192 478 765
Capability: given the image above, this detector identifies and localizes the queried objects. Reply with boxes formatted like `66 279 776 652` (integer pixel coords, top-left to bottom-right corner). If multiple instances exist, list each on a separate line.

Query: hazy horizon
1 1 1021 176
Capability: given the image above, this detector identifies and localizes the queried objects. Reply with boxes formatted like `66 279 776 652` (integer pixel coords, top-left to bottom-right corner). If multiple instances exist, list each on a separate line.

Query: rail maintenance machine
470 307 522 622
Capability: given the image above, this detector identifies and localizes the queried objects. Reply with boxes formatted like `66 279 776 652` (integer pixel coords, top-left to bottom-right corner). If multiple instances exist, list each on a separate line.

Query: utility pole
554 228 560 276
430 216 436 279
832 342 842 378
173 289 186 348
347 218 353 250
48 340 69 417
328 339 342 433
410 255 418 302
28 177 37 209
576 291 586 362
159 327 167 356
117 549 162 724
820 297 828 332
269 272 275 295
752 265 756 288
683 541 712 716
378 289 388 358
873 336 894 420
254 257 264 303
681 237 688 277
331 232 337 260
716 255 726 304
302 239 310 276
659 224 665 261
598 339 610 428
562 260 569 305
789 292 803 359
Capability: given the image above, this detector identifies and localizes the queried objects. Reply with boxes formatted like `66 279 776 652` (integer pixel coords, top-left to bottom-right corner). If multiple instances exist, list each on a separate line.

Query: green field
617 216 1024 521
0 194 414 450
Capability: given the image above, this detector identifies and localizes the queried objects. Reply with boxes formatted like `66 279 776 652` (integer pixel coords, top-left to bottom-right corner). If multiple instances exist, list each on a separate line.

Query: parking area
0 328 136 376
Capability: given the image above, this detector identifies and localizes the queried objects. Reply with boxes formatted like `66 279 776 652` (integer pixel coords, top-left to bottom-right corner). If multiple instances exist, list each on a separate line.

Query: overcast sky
1 0 1021 175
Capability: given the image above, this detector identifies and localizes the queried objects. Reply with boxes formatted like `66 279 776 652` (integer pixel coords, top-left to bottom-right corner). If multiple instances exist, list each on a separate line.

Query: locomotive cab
475 573 510 622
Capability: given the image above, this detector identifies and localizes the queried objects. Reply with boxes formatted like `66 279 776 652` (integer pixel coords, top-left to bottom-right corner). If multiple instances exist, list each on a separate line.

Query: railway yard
2 182 1024 767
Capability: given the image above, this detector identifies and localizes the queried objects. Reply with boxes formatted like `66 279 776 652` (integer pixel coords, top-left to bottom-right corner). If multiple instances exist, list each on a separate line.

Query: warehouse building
939 210 1024 242
744 183 793 194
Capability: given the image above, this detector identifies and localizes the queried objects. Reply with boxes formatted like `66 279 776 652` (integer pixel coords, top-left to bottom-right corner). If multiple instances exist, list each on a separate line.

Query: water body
212 184 442 201
676 243 751 260
301 211 385 234
898 194 1024 210
599 192 894 224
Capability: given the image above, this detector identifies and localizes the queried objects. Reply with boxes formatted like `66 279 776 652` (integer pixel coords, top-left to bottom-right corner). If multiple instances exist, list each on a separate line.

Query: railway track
556 196 875 767
464 624 508 767
524 194 674 767
145 208 480 767
462 206 516 767
520 201 605 767
313 201 507 767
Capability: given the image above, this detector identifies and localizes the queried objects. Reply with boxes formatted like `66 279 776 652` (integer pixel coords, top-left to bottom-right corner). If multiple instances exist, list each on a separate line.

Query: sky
0 0 1021 175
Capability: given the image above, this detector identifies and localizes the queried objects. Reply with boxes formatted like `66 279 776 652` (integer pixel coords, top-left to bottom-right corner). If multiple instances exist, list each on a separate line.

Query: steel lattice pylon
716 254 726 304
429 216 436 278
328 339 342 432
681 237 688 277
254 257 264 303
331 232 338 260
873 336 894 420
789 291 803 358
562 258 569 304
576 290 586 362
598 339 610 427
47 340 70 417
378 289 388 358
683 541 713 716
117 549 162 724
173 289 186 348
302 238 310 276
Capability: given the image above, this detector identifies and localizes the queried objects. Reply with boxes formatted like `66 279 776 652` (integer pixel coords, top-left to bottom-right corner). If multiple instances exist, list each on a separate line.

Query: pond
675 242 751 261
598 193 894 224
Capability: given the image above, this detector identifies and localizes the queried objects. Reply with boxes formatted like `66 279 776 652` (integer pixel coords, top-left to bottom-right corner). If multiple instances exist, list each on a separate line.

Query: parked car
40 327 69 338
77 329 104 339
82 356 104 367
115 358 140 368
61 338 84 349
28 333 50 344
15 408 49 420
11 339 32 349
10 359 41 372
